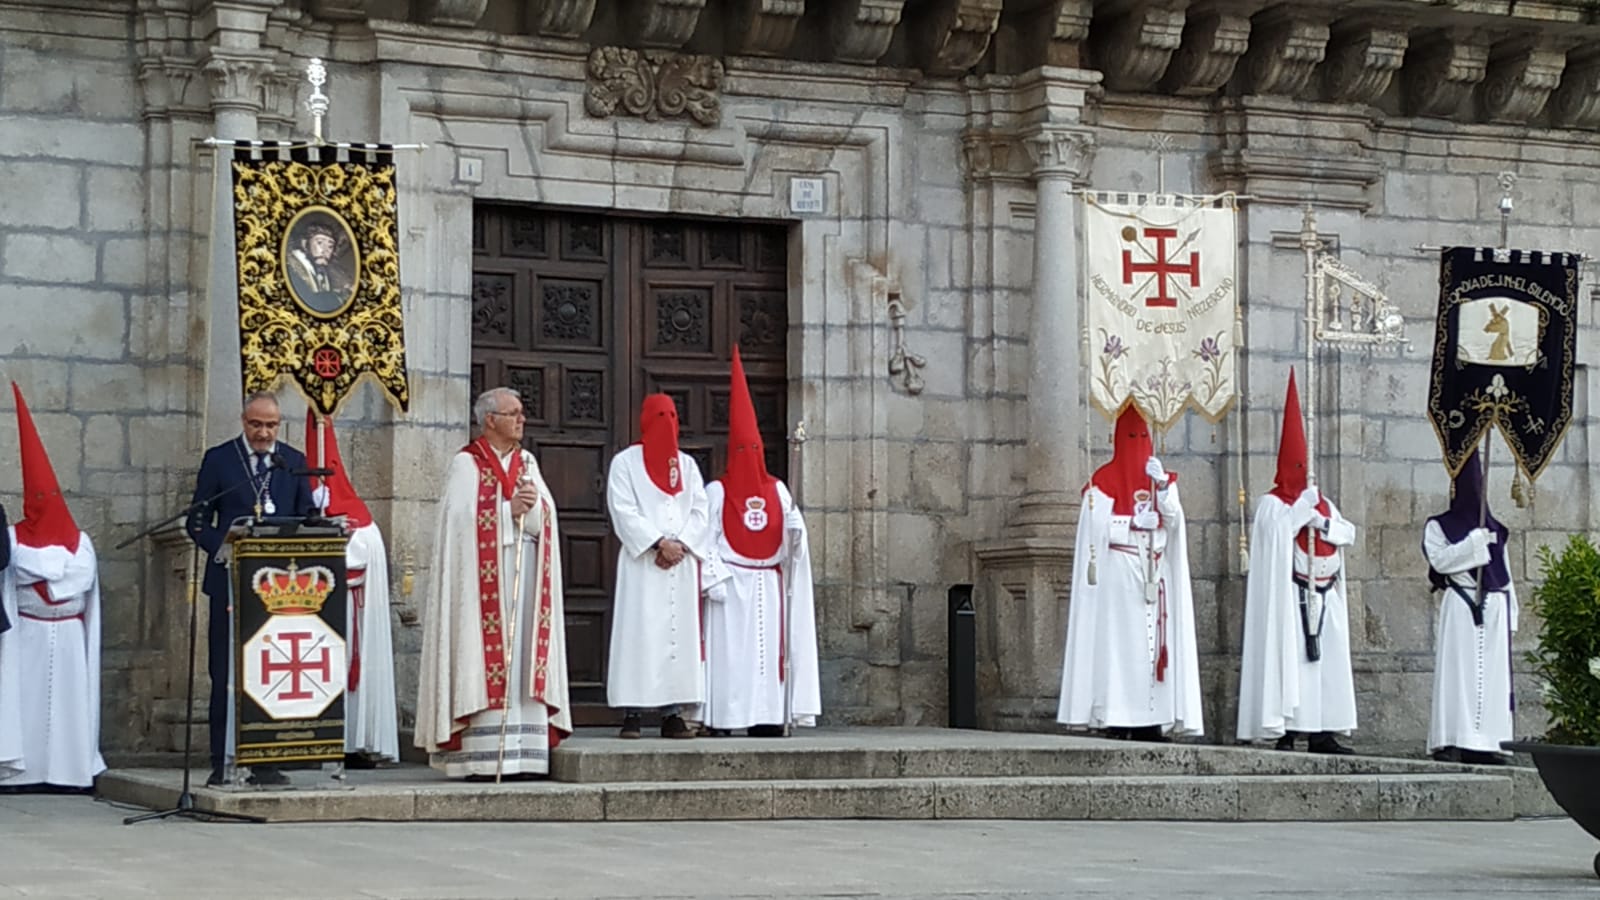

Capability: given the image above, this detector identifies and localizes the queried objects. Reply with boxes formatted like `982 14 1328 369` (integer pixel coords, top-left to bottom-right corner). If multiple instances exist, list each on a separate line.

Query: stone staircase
96 727 1551 824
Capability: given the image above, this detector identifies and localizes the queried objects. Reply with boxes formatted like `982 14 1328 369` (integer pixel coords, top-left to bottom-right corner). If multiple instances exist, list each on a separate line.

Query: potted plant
1503 534 1600 878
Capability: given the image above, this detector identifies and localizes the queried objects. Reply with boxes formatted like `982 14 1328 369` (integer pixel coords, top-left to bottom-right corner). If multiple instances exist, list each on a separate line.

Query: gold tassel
1511 469 1528 508
1238 487 1250 574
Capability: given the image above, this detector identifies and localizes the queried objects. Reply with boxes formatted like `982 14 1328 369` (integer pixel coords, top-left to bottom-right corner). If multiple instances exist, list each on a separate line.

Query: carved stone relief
415 0 487 28
1478 37 1568 125
202 53 274 114
827 0 907 65
1402 30 1490 119
623 0 707 50
726 0 805 57
585 47 724 127
1160 6 1254 97
1319 21 1409 105
1093 3 1187 93
1235 9 1329 97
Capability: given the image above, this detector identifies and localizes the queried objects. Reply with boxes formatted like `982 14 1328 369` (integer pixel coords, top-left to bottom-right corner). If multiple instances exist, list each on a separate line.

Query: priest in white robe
416 387 571 780
0 382 106 790
1237 369 1358 754
1058 405 1203 742
1422 449 1516 765
306 412 399 766
606 393 711 740
700 347 820 736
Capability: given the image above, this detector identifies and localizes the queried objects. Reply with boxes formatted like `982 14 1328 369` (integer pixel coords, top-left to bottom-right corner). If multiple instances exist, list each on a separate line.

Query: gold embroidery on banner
233 153 410 415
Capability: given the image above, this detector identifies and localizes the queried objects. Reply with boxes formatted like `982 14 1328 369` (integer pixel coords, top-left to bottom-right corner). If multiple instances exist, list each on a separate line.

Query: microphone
295 467 335 477
270 452 288 469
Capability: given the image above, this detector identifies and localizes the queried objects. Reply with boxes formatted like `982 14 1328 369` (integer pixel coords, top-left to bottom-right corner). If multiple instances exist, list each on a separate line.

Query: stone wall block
0 286 127 359
0 161 81 229
83 414 128 469
3 233 97 283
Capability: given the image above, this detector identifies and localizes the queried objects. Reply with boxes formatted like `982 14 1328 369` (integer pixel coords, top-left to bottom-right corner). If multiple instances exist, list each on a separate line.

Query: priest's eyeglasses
489 409 525 420
245 418 282 430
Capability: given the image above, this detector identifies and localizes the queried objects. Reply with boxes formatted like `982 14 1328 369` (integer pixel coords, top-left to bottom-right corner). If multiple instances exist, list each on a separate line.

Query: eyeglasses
489 409 526 420
245 419 282 429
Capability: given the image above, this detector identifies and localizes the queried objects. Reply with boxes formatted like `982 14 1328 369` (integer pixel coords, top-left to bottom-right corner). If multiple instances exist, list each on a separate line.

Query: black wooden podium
229 519 349 767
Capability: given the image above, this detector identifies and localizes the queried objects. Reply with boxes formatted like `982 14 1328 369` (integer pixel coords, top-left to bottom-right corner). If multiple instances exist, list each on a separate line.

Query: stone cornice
623 0 707 50
1549 46 1600 129
725 0 804 57
528 0 597 38
1160 3 1256 97
827 0 908 65
1091 1 1188 93
1401 28 1491 119
1234 7 1329 97
1318 19 1409 105
913 0 1004 77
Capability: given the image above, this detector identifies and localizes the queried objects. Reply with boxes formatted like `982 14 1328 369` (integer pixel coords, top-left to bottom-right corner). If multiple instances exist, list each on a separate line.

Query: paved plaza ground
1 793 1596 899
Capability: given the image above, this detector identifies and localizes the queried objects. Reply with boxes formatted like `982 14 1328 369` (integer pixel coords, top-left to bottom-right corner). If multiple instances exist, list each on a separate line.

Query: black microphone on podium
271 453 333 478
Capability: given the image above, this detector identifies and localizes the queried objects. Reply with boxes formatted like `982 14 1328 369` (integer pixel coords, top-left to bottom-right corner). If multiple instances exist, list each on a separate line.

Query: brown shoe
661 714 695 739
619 713 642 740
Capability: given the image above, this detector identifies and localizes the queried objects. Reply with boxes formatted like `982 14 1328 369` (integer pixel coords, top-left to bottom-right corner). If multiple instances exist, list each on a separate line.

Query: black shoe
1128 725 1170 743
343 753 378 770
246 766 289 786
661 714 695 739
747 724 785 737
1307 733 1355 755
205 767 226 787
1274 734 1297 752
1459 749 1507 766
1104 727 1131 740
619 713 642 740
1431 746 1462 763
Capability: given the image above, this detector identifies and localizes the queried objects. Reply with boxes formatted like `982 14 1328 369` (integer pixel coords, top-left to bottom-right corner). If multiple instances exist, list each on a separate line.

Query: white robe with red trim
700 480 821 730
1236 494 1358 741
0 529 106 788
605 445 711 709
1057 484 1203 736
416 447 571 777
344 521 399 761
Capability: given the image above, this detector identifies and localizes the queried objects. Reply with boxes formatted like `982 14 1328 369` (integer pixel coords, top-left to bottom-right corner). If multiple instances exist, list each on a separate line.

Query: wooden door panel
473 207 788 724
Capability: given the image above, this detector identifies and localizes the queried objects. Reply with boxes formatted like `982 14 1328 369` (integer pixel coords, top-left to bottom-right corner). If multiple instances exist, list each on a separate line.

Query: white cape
1423 521 1518 756
700 479 821 730
0 529 105 787
416 448 572 776
1057 484 1203 736
344 521 399 761
1236 494 1358 741
605 445 711 709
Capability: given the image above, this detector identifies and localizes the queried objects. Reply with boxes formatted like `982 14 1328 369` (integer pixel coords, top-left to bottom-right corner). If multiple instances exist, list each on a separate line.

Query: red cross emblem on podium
243 614 346 719
1122 227 1200 308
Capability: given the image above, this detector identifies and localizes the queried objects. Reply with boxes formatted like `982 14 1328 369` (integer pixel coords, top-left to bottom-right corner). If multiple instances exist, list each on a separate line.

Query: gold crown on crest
252 561 336 615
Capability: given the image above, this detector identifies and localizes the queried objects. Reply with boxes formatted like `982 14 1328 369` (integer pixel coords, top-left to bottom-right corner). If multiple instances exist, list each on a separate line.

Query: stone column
974 124 1095 732
1010 127 1095 537
197 0 278 446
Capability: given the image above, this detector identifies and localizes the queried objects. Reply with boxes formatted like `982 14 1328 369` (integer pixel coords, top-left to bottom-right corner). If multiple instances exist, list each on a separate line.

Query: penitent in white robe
344 522 399 761
700 480 821 731
605 444 711 709
416 447 571 778
0 530 106 788
1236 494 1358 741
1058 484 1204 736
1422 522 1518 757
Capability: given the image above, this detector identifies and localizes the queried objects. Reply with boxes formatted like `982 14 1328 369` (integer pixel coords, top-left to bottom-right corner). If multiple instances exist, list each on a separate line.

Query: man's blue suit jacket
186 437 315 604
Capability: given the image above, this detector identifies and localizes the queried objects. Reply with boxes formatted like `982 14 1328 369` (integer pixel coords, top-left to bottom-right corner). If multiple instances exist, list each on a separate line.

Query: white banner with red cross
1083 193 1239 430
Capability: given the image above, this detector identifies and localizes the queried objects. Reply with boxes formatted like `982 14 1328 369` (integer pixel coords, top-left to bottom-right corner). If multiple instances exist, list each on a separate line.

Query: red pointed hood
720 346 782 558
1270 368 1310 505
1090 405 1154 516
12 382 80 552
305 411 373 529
637 393 682 495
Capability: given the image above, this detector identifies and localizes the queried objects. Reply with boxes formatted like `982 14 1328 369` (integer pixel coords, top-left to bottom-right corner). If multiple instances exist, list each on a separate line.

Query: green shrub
1527 535 1600 746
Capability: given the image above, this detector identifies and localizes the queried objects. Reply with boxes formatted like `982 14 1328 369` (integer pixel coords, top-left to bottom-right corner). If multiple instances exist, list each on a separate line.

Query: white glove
1294 487 1320 510
1309 514 1329 532
1144 457 1167 484
1133 509 1160 530
312 485 330 509
1473 527 1498 546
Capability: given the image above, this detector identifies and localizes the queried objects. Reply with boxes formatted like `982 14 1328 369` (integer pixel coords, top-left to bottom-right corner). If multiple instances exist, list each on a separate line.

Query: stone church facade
0 0 1596 756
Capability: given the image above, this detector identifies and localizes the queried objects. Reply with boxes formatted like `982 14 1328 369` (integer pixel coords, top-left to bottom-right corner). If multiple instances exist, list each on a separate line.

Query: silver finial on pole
1497 171 1516 251
1150 134 1174 194
305 57 329 145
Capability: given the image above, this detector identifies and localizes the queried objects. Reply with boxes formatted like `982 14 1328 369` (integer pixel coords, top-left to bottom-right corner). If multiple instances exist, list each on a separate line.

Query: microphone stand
122 478 266 825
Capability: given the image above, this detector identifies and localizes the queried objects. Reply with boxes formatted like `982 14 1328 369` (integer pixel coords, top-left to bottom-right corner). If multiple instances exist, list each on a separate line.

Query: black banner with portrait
1426 246 1579 481
229 141 410 415
232 533 348 766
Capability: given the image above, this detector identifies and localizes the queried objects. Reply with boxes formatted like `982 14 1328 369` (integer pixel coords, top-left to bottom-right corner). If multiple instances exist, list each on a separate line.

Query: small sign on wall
789 176 825 215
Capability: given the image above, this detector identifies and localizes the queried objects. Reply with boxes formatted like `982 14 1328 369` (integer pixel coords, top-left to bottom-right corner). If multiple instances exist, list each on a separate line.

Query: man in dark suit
186 391 317 786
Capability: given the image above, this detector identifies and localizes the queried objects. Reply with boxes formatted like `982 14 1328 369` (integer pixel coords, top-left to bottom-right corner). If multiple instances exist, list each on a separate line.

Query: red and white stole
460 439 561 727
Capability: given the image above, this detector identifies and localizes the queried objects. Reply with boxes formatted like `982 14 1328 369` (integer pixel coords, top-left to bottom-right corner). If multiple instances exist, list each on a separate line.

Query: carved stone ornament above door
584 47 724 127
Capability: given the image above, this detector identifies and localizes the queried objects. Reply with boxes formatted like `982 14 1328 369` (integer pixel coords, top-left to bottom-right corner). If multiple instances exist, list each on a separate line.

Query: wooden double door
470 206 791 723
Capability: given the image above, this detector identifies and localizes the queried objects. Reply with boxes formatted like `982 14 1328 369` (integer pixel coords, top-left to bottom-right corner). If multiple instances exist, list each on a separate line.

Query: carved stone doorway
470 205 790 724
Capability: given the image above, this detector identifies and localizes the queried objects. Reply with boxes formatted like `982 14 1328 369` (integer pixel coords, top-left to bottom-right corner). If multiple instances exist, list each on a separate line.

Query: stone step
96 769 1514 824
551 731 1489 783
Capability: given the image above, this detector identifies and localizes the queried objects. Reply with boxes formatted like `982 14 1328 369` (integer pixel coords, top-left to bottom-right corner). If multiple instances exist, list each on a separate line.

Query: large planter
1504 740 1600 878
